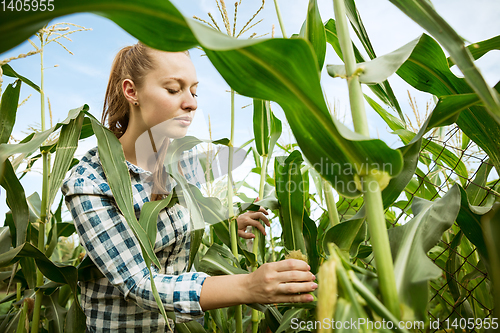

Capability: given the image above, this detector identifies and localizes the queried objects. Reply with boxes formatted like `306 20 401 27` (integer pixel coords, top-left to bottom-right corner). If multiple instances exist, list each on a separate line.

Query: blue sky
1 0 499 224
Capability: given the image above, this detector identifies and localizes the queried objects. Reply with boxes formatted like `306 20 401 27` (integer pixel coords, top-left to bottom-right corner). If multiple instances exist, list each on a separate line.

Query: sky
0 0 499 226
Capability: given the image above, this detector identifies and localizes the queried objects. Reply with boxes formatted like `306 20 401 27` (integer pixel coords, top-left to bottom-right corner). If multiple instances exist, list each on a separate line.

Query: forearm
199 274 251 311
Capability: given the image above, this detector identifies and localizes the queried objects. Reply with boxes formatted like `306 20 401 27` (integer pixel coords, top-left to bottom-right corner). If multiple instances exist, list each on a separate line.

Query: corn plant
1 0 499 332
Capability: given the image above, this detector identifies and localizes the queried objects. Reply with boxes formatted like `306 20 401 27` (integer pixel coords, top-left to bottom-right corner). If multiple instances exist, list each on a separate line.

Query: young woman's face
132 50 198 139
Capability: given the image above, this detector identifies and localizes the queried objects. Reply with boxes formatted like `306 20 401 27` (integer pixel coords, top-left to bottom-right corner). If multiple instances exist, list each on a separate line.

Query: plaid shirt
61 145 209 333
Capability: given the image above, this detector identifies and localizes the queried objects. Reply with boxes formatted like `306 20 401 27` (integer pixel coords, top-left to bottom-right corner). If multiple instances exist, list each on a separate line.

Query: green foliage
0 0 499 332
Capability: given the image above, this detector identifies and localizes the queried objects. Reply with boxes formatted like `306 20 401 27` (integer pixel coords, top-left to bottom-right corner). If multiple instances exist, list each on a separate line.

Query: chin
169 130 189 139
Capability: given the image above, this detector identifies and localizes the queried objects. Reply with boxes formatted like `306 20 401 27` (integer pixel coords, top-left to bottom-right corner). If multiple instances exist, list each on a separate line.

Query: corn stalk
31 34 48 333
332 0 400 318
273 0 287 38
226 88 243 333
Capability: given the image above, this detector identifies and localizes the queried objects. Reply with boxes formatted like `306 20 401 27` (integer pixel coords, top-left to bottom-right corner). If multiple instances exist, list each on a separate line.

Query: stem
16 283 21 302
269 224 276 262
251 155 268 333
227 88 242 333
40 46 45 132
323 179 340 228
330 247 368 333
32 38 49 333
348 270 410 333
16 300 28 333
333 1 368 137
333 0 400 318
273 0 287 38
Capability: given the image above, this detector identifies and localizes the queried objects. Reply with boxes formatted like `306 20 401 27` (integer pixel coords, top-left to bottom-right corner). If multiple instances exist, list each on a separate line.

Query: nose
182 91 197 111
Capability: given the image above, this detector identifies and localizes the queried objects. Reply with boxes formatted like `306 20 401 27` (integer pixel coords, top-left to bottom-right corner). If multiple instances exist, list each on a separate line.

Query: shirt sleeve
64 179 209 323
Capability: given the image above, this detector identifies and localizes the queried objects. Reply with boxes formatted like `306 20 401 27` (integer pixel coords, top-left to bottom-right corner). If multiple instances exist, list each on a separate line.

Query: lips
174 117 192 126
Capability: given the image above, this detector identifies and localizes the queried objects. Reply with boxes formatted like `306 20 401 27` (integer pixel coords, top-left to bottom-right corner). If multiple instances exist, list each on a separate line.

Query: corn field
0 0 499 332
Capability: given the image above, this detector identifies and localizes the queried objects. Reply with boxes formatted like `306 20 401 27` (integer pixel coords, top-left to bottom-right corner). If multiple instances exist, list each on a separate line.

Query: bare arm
199 259 317 311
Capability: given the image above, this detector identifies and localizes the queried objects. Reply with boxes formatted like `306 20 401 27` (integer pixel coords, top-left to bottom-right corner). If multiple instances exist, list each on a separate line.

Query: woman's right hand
244 259 317 304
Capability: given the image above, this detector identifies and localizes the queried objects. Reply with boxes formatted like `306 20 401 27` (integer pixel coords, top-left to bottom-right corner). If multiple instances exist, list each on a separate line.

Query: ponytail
102 42 187 201
102 42 154 138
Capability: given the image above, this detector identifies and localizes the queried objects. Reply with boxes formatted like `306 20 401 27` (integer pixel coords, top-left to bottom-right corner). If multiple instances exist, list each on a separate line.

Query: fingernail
306 294 314 302
311 283 318 289
311 274 316 280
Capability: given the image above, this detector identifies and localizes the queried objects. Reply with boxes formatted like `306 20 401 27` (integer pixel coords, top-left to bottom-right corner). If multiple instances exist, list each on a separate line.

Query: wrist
238 273 254 304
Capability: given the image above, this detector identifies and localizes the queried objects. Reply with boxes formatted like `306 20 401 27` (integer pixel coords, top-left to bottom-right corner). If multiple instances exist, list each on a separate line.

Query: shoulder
61 145 112 197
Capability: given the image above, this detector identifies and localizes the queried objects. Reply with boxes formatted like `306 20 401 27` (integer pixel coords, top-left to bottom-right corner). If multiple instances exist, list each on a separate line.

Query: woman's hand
199 259 316 310
236 203 270 239
243 259 317 304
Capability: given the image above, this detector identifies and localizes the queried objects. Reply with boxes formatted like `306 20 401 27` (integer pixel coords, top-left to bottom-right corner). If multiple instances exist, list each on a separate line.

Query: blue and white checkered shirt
61 145 209 333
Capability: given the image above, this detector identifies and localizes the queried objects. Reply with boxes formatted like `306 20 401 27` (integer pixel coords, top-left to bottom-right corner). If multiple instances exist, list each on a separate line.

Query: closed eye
167 88 179 94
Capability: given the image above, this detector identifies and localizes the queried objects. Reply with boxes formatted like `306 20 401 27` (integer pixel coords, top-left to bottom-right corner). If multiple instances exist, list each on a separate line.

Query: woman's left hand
236 201 270 239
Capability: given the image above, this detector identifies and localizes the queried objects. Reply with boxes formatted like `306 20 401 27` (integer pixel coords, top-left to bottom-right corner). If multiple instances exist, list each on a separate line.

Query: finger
258 206 269 215
238 230 255 239
277 271 316 283
246 219 267 235
248 212 270 226
273 293 315 304
273 259 311 272
278 282 318 295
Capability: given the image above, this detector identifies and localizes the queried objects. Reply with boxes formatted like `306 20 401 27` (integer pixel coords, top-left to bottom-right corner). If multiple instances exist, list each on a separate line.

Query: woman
61 42 317 332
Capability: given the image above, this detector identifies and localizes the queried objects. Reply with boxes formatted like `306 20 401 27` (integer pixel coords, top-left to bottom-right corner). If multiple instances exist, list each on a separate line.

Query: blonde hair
102 42 186 201
102 42 154 138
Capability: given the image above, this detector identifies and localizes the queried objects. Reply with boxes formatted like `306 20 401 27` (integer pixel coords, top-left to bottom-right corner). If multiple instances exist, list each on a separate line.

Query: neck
119 130 138 166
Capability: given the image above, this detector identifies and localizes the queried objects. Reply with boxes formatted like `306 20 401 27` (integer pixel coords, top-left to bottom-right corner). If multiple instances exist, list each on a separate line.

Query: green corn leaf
330 90 481 253
364 94 405 131
88 115 171 328
445 231 463 304
165 137 228 228
322 217 365 256
343 0 376 60
388 184 461 321
327 36 420 84
324 18 404 123
299 0 326 70
64 296 86 333
0 242 81 314
0 0 405 198
456 186 493 263
253 99 269 156
41 291 67 333
138 191 175 248
481 201 500 320
0 104 88 178
47 111 85 213
388 0 500 123
302 215 319 274
395 129 468 186
0 159 29 247
0 79 21 144
275 151 306 254
275 308 307 333
211 218 257 267
447 35 500 67
397 34 500 174
88 115 161 267
466 158 493 206
1 64 40 92
188 229 204 272
198 244 248 276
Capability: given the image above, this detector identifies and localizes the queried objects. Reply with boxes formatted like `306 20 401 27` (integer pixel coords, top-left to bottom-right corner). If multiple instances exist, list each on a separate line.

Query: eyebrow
164 77 199 87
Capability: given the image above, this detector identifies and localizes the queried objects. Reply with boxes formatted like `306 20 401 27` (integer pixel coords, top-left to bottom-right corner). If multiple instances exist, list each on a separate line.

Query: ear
122 79 138 104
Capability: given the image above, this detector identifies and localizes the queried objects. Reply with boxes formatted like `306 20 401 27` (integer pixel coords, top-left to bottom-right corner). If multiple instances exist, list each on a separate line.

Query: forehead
147 50 197 82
